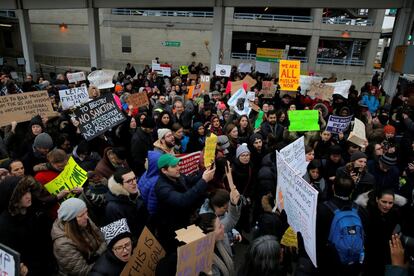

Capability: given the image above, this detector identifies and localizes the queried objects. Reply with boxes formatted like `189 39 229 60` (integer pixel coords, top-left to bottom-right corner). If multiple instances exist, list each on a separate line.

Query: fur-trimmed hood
355 191 408 208
107 176 130 197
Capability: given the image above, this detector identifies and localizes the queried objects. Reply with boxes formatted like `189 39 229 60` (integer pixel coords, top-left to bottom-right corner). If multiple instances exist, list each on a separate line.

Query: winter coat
303 173 328 202
138 150 162 215
72 147 101 172
22 148 48 176
105 176 149 238
361 95 379 114
173 110 194 130
95 147 129 179
259 121 284 143
131 127 154 177
89 249 127 276
231 159 253 197
368 161 400 191
336 164 375 198
51 219 106 276
257 152 277 197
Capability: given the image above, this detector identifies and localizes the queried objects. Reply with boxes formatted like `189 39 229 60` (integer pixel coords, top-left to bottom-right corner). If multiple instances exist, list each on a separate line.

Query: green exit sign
162 41 181 47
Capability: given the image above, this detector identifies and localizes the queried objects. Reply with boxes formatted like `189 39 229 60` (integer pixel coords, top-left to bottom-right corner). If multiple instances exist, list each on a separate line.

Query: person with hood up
303 159 328 202
90 218 133 276
95 147 129 179
186 122 206 153
51 198 106 276
21 132 54 176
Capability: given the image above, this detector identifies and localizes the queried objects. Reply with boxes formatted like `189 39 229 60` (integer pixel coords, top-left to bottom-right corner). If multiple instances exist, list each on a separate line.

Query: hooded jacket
105 176 149 237
138 151 162 215
95 147 129 179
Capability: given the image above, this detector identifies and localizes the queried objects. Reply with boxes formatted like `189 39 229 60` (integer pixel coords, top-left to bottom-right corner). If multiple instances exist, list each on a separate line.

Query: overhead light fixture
264 7 269 11
0 24 12 27
59 23 68 32
341 30 351 38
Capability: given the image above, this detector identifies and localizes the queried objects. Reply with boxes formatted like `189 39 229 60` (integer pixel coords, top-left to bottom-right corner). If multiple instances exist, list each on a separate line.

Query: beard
165 140 175 148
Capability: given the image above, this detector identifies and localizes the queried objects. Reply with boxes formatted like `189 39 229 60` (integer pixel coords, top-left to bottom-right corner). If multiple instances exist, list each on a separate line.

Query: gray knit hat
157 128 172 140
57 198 86 222
33 133 53 149
236 143 250 158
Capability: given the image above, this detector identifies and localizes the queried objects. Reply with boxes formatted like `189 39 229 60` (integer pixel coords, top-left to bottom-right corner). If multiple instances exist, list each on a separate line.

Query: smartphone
353 167 360 174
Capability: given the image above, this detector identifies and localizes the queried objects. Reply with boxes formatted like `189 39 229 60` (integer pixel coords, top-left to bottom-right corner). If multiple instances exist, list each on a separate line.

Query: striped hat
379 153 397 167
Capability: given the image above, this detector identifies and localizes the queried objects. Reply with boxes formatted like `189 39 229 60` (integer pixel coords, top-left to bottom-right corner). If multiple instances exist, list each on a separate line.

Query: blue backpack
325 201 365 265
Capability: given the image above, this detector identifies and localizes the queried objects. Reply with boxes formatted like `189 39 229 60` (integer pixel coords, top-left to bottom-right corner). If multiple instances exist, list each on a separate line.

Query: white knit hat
157 128 172 140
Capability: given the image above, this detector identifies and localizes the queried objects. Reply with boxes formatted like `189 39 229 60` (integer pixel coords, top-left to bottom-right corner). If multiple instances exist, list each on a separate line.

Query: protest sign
161 66 171 77
0 91 56 127
59 86 90 110
246 91 256 101
261 81 277 98
67 71 86 83
228 88 246 107
87 70 115 89
279 60 300 91
325 115 353 134
74 93 126 141
44 156 88 198
177 151 201 176
348 118 366 147
187 85 195 99
234 97 251 116
326 80 352 99
200 75 210 92
243 75 257 89
179 65 189 75
238 63 252 73
307 82 335 101
121 227 165 276
175 225 215 276
0 243 20 276
152 61 161 71
188 74 198 81
288 110 320 132
255 60 271 74
256 48 284 62
215 64 231 77
254 110 264 129
280 136 307 176
126 93 149 108
204 133 217 167
276 152 318 267
299 75 323 93
281 227 298 248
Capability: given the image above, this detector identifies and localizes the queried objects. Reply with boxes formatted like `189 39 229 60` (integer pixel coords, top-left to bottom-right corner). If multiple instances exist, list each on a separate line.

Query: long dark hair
64 219 103 257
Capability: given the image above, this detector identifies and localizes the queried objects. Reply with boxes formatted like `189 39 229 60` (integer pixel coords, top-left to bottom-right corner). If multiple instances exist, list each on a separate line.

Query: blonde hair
88 85 100 98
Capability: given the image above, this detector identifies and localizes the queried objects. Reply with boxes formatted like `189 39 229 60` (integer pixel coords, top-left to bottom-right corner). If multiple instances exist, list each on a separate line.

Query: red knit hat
383 124 396 135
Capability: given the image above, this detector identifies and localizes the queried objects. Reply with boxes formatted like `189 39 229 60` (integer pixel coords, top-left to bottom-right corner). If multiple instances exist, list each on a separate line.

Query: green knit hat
157 154 180 169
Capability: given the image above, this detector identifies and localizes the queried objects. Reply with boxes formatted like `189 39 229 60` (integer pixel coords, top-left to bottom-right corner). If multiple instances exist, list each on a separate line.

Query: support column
363 36 380 74
382 4 414 98
307 9 323 72
16 9 36 76
88 6 102 68
210 5 224 73
222 7 234 65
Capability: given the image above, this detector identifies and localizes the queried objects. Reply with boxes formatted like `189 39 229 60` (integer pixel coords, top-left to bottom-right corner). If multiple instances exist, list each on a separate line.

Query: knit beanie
350 151 368 162
249 133 263 145
100 218 131 249
157 128 171 140
141 117 155 129
217 135 230 150
379 153 397 167
236 143 250 158
329 145 342 155
57 198 86 222
33 133 53 149
383 125 396 135
193 122 203 133
29 115 43 128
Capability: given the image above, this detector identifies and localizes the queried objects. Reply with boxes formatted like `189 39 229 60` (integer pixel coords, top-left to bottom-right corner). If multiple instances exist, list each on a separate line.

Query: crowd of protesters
0 59 414 276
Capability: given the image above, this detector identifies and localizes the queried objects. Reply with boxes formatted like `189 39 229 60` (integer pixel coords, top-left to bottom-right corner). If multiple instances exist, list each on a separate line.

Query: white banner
215 64 231 77
326 80 352 99
59 86 90 110
238 63 252 73
87 70 115 89
279 136 307 176
255 60 271 74
161 67 171 77
299 75 323 94
67 72 86 83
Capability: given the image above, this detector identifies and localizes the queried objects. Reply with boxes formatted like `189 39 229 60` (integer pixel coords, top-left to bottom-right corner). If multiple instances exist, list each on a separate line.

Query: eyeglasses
113 241 132 253
123 177 137 185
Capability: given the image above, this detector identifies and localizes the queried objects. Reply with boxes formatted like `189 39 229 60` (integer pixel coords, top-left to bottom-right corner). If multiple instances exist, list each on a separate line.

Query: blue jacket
138 151 162 215
362 94 379 114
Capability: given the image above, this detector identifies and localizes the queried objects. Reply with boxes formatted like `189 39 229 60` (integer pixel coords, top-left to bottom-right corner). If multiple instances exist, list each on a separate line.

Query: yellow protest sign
279 60 300 91
179 65 189 75
281 226 298 248
44 156 88 198
204 133 217 167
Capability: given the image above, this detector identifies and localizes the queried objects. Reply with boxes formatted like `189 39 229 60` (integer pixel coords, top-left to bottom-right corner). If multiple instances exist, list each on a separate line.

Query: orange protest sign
279 60 300 91
187 85 195 99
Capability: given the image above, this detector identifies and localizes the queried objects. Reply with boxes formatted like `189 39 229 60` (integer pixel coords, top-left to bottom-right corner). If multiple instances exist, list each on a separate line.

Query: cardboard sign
0 91 56 127
307 82 335 101
0 243 20 276
279 60 301 91
326 80 352 99
260 81 277 98
74 93 126 141
44 157 88 198
200 75 210 92
179 65 189 75
243 75 257 89
275 152 318 267
121 227 165 276
87 70 115 89
175 225 215 276
299 75 323 93
325 115 353 134
348 118 366 147
288 110 320 132
280 136 307 176
215 64 231 77
177 151 201 176
67 72 86 83
204 133 217 167
126 93 149 108
59 86 90 110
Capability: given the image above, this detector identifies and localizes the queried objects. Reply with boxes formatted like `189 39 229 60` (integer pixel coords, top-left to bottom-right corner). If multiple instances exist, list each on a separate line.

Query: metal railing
322 17 374 26
111 8 213 18
316 58 365 66
234 13 313 22
0 10 16 18
288 56 308 63
231 53 308 63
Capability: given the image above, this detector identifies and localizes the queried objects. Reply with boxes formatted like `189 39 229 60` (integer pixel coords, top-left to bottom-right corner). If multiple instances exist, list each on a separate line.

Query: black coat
257 152 277 198
336 165 375 198
89 250 126 276
131 127 154 177
22 149 48 176
259 121 284 143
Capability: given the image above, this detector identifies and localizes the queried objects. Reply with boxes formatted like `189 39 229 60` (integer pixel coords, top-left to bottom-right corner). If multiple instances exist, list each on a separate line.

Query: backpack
325 201 365 265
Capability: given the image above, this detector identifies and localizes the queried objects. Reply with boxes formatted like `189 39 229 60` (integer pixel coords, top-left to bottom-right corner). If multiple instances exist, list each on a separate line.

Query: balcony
322 17 373 26
316 58 365 66
111 9 213 18
0 10 16 18
234 13 313 23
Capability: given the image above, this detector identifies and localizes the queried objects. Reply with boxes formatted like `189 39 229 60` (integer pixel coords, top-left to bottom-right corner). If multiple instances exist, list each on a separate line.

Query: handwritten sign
299 75 323 93
0 91 56 127
204 133 217 167
121 227 165 276
67 72 86 83
0 244 20 276
280 136 307 176
348 118 366 147
126 93 149 108
177 151 201 176
59 86 89 110
288 110 320 132
200 75 210 92
307 82 335 101
74 93 126 141
325 115 353 134
175 225 215 276
326 80 352 99
44 156 88 198
279 60 300 91
261 81 276 98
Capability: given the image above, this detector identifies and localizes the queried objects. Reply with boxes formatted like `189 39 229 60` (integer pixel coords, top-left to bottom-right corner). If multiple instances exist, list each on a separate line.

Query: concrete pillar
311 8 323 29
210 5 225 73
363 36 380 74
382 4 414 98
87 7 102 68
222 7 234 65
307 34 320 72
16 9 36 76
